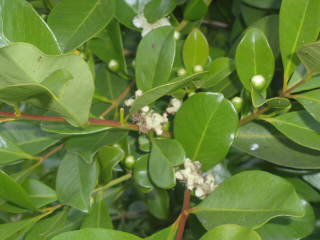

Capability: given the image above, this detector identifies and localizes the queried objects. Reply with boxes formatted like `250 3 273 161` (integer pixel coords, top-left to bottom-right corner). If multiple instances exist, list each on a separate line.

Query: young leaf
183 28 209 72
144 0 177 23
0 43 94 127
52 229 142 240
235 28 275 91
48 0 115 52
66 130 127 163
174 93 238 170
280 0 320 82
56 152 98 212
194 171 304 230
233 122 320 169
0 170 35 209
135 26 176 91
149 138 185 189
296 89 320 123
200 224 262 240
0 0 61 54
264 111 320 151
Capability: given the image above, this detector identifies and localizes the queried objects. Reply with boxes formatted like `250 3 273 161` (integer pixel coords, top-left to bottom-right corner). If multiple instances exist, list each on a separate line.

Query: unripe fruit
108 59 120 72
231 96 243 112
177 68 187 77
124 155 136 169
251 75 266 91
193 65 203 73
174 31 180 40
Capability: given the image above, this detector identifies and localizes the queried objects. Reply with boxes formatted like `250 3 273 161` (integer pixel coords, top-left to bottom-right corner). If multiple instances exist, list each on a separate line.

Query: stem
100 81 135 118
281 72 314 97
176 20 189 32
239 106 271 126
93 173 132 193
202 20 229 28
176 190 191 240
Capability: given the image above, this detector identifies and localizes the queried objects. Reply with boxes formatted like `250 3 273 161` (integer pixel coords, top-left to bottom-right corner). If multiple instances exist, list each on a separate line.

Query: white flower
141 106 150 113
133 14 171 37
135 89 143 97
166 98 182 114
125 98 135 107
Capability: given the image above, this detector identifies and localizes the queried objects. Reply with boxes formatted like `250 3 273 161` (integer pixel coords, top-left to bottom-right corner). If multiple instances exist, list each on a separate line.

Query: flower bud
251 75 266 91
174 31 180 40
231 96 243 112
108 59 120 72
177 68 187 77
124 155 136 169
193 65 203 73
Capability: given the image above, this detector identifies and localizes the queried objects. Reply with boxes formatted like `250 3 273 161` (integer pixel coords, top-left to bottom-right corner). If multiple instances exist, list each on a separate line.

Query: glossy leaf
242 0 281 9
98 146 125 183
149 138 185 189
233 122 320 169
280 0 320 81
135 26 176 91
194 171 304 229
296 89 320 123
52 229 142 240
286 177 320 202
235 28 275 91
146 224 177 240
288 65 320 93
130 72 205 113
0 170 35 209
298 41 320 74
48 0 115 52
146 188 170 220
0 43 94 127
183 28 209 72
66 130 127 163
0 0 60 54
184 0 212 20
200 224 262 240
144 0 177 23
56 152 98 211
257 200 315 240
133 155 154 192
264 111 320 150
200 57 235 88
174 93 238 170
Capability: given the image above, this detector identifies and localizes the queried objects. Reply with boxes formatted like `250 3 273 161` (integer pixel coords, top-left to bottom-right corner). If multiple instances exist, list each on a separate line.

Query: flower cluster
176 158 216 199
133 14 171 37
125 90 182 136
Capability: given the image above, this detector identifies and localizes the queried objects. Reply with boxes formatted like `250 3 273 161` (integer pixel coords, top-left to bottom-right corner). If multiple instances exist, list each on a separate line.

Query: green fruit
251 75 266 91
108 59 120 72
124 155 136 169
231 96 243 112
193 65 204 73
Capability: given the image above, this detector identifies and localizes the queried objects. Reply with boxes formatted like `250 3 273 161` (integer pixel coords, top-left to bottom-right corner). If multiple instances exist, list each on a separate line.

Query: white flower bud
125 98 135 107
174 31 180 40
141 106 150 113
135 89 143 97
177 68 187 76
193 65 203 73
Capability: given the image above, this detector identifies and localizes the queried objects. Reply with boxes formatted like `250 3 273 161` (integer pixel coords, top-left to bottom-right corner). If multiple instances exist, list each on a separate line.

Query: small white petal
141 106 150 113
135 89 143 97
125 98 135 107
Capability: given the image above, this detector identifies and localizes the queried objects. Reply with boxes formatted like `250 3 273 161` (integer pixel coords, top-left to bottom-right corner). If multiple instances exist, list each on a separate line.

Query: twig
202 20 229 28
176 190 191 240
239 106 271 126
93 173 132 194
100 81 135 118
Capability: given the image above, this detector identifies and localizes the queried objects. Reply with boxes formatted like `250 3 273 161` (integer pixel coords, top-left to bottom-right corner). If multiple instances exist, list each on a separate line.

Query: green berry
231 96 243 112
108 59 120 72
124 155 136 169
177 68 187 76
251 75 266 91
193 65 203 73
174 31 180 40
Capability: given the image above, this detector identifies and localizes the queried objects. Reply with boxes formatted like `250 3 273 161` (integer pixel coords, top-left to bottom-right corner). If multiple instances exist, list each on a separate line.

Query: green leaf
257 200 315 240
146 188 170 220
0 121 62 155
298 41 320 74
296 89 320 123
174 93 238 170
184 0 212 21
149 138 185 189
133 154 154 192
52 229 142 240
235 28 275 91
183 28 209 72
233 122 320 169
130 72 206 113
194 170 304 229
0 217 40 240
66 129 127 163
98 146 125 183
56 152 98 212
200 224 262 240
41 121 111 135
144 0 177 23
135 26 176 91
264 111 320 151
243 0 281 9
81 192 113 229
0 43 94 127
288 65 320 93
26 209 78 240
48 0 115 52
280 0 320 81
0 0 61 54
146 224 178 240
240 4 269 26
88 20 127 74
286 177 320 202
200 57 235 88
23 179 57 208
0 170 35 209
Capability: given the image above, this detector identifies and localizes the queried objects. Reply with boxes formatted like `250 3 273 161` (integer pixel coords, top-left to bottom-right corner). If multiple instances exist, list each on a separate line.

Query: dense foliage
0 0 320 239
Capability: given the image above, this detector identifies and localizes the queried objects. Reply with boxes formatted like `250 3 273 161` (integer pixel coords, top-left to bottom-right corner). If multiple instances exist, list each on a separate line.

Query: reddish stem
176 190 191 240
41 143 65 160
